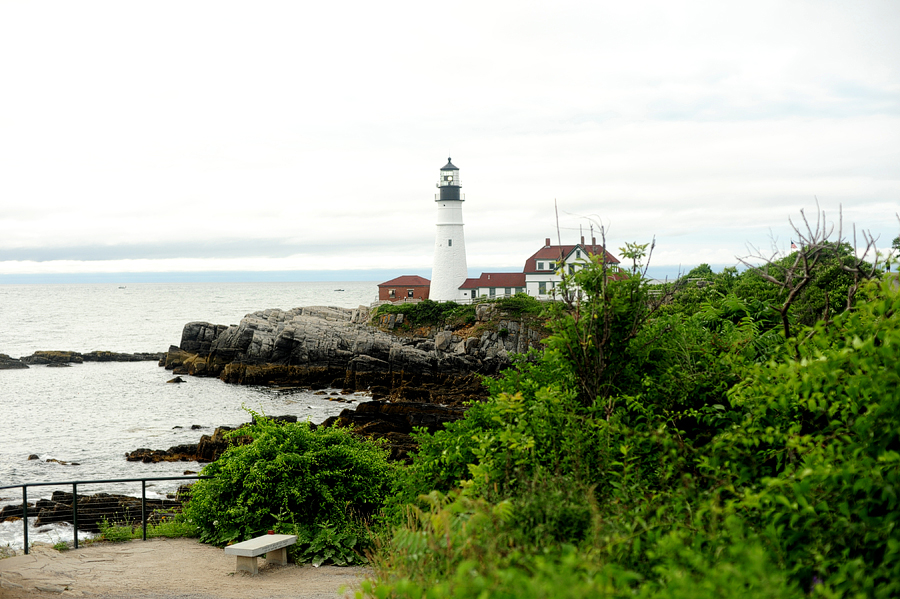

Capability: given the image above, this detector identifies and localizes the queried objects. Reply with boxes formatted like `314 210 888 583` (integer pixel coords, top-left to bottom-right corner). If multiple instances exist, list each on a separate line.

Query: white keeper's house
460 237 620 301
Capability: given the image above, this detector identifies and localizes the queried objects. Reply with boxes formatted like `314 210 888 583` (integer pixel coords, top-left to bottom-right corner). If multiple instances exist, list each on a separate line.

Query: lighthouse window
448 239 452 246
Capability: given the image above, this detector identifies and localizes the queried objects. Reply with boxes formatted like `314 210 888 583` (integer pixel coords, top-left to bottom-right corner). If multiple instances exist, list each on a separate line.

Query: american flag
791 241 797 249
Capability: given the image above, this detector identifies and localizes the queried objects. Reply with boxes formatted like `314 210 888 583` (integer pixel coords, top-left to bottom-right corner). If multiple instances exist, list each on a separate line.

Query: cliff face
162 304 546 405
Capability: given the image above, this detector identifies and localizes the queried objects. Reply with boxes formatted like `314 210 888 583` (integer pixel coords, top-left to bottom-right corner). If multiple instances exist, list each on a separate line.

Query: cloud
0 0 898 277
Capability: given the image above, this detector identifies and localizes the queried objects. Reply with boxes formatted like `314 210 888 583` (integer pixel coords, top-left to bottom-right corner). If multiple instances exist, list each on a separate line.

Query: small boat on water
334 289 344 291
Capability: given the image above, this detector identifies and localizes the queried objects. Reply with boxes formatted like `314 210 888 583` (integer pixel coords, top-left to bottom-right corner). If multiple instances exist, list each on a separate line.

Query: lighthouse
430 157 468 301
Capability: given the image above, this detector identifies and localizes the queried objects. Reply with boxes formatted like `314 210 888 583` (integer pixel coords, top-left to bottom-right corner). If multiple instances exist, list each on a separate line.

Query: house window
548 261 555 270
504 287 510 295
472 290 478 298
407 289 414 298
569 265 575 275
517 287 524 293
538 261 544 270
576 250 581 259
448 239 452 246
489 287 496 297
539 282 546 295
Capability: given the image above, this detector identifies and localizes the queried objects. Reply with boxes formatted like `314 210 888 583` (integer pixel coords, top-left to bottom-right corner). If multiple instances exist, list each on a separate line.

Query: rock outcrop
126 425 248 463
20 351 164 365
161 304 545 405
0 353 27 369
125 416 299 463
321 400 468 462
0 492 182 532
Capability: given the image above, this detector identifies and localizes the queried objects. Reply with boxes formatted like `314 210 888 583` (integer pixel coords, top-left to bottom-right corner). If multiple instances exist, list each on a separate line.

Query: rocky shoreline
160 303 543 405
0 350 164 369
0 491 184 532
147 303 545 460
125 399 470 465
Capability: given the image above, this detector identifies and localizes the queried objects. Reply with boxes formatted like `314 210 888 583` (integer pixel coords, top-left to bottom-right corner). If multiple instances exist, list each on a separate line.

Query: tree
737 202 881 344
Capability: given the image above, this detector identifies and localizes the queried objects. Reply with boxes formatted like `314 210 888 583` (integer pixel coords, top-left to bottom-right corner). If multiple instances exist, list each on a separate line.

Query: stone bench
224 533 297 575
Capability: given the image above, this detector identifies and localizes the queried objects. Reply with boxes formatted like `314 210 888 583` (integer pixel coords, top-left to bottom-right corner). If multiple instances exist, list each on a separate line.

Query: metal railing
0 475 210 554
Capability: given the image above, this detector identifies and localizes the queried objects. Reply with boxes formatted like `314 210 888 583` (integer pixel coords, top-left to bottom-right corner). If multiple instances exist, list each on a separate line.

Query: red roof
459 272 526 289
523 242 619 273
378 275 431 287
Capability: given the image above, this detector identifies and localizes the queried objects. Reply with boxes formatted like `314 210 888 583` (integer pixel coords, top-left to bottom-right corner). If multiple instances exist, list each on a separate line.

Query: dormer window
538 261 544 270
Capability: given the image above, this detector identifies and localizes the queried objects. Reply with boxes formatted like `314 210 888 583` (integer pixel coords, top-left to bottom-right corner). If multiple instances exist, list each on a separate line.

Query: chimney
592 236 596 246
545 237 550 247
580 236 585 245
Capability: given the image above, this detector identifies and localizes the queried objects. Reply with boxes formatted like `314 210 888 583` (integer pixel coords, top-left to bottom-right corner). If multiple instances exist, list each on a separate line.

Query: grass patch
98 514 199 543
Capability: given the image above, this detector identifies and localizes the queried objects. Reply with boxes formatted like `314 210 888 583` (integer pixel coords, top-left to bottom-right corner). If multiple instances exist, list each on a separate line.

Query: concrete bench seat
224 533 297 575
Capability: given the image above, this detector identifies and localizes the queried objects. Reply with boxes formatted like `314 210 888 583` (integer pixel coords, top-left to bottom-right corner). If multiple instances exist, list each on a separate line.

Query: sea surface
0 281 378 550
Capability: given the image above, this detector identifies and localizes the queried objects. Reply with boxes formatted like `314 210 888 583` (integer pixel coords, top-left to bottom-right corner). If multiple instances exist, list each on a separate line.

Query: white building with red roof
457 237 620 301
522 237 620 298
458 272 527 301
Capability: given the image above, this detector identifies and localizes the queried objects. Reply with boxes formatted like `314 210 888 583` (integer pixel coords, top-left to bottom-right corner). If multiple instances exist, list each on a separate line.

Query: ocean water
0 281 378 550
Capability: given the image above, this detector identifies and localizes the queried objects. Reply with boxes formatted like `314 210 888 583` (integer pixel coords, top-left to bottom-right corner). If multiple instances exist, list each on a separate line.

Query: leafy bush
701 279 900 595
183 414 396 564
364 492 801 599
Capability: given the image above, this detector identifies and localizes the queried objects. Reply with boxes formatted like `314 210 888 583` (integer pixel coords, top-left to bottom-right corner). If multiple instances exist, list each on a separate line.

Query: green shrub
182 413 396 564
364 492 801 599
373 299 475 329
99 518 135 543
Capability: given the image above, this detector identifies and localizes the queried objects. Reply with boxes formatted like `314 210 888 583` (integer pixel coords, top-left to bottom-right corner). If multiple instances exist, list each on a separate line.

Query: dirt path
0 538 370 598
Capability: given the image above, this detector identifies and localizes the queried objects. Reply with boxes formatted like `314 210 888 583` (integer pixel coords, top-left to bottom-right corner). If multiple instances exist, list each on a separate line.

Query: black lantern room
436 157 462 201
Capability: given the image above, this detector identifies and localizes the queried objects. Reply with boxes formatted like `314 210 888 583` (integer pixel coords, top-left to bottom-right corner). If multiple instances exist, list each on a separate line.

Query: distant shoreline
0 264 719 285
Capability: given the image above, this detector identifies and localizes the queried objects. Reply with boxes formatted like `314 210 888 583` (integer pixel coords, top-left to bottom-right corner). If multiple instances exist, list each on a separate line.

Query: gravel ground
0 538 369 598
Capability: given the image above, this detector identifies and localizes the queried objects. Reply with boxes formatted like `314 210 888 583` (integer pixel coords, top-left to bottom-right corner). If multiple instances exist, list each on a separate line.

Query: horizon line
0 264 729 285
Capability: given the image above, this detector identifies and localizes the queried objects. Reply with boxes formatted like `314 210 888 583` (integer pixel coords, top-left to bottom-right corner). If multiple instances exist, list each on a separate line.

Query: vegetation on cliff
359 223 899 597
372 294 546 335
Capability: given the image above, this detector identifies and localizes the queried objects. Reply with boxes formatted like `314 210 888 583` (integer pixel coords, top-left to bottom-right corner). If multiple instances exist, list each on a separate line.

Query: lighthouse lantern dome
437 157 462 200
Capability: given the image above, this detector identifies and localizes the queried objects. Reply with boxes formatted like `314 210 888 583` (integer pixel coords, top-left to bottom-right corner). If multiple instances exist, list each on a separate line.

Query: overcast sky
1 0 898 281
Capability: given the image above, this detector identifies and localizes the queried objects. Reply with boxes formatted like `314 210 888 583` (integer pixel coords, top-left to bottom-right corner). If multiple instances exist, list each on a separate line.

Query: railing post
22 486 28 555
73 483 79 549
141 480 147 541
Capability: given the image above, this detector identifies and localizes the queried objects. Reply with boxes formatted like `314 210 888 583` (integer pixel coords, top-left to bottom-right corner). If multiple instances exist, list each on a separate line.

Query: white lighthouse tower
430 157 468 302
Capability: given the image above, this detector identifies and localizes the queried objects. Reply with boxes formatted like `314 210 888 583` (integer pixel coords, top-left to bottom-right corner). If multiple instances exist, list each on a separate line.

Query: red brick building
377 275 431 302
